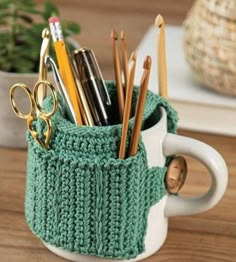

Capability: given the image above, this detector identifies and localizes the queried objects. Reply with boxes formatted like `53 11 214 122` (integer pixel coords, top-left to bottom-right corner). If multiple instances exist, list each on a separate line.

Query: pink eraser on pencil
48 16 60 23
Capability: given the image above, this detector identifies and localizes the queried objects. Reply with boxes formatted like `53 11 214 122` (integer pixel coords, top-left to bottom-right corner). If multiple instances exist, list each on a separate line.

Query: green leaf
0 48 8 56
0 19 7 26
0 0 11 9
0 0 80 73
0 13 10 26
0 13 10 19
19 14 33 24
0 56 12 72
20 7 43 16
23 32 38 45
43 0 59 20
13 58 35 73
15 24 27 35
18 0 35 9
25 23 48 43
0 32 10 42
62 21 80 36
15 44 39 60
0 47 7 57
30 22 48 33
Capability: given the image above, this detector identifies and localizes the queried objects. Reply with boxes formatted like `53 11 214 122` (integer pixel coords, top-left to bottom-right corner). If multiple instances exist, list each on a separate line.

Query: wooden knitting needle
119 52 137 159
128 56 152 157
155 14 168 99
120 30 129 96
111 30 125 122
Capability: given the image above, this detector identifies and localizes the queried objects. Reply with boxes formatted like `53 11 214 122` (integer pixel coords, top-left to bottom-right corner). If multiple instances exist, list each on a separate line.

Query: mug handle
163 133 228 217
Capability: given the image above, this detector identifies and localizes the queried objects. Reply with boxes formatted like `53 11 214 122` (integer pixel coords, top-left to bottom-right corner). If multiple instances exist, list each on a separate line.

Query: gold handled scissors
9 28 58 149
10 80 58 149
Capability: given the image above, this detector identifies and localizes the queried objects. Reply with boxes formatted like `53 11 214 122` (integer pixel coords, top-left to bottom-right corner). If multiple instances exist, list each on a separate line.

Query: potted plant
0 0 80 148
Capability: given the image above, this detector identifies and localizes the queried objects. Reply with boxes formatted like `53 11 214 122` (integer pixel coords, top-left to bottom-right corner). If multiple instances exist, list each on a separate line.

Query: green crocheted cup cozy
25 81 178 260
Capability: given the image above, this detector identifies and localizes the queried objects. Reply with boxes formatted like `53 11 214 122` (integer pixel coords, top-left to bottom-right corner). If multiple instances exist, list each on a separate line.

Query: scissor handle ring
33 80 58 117
9 83 35 119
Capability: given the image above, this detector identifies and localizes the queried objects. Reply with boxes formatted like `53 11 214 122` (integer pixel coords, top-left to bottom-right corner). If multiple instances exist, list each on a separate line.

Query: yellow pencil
49 16 83 125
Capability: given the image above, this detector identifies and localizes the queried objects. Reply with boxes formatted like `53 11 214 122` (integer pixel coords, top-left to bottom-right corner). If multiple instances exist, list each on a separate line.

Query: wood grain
1 0 236 261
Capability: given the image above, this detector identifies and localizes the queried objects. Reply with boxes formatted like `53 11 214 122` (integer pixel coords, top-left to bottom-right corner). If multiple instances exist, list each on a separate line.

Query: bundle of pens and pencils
14 14 167 158
48 16 111 127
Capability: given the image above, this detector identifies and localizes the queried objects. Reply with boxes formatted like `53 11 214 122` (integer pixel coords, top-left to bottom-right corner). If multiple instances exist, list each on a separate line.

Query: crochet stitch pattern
25 82 178 260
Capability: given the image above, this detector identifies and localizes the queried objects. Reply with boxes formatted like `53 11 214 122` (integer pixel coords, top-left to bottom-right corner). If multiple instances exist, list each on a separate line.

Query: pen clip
100 76 112 106
93 54 111 106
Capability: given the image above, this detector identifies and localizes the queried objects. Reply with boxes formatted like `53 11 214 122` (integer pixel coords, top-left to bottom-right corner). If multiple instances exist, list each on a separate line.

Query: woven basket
183 0 236 96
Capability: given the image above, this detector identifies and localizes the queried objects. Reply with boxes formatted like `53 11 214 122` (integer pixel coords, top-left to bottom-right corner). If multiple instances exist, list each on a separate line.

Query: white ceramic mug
44 107 228 262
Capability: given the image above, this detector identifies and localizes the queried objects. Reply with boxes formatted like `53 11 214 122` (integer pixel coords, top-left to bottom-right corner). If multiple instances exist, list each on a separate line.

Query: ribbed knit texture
25 81 178 260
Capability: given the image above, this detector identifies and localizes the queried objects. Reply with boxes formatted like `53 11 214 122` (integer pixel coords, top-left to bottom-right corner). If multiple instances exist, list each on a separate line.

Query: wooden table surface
1 0 236 261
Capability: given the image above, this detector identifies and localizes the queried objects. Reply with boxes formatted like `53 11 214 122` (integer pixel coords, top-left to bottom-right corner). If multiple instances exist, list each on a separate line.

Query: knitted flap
25 81 178 260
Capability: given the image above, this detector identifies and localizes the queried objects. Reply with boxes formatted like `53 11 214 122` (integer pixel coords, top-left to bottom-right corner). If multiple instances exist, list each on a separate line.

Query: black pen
73 48 112 126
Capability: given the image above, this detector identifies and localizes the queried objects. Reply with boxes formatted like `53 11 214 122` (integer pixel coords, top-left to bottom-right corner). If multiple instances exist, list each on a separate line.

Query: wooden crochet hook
121 30 129 96
111 30 125 122
128 56 151 157
119 52 137 159
155 14 168 99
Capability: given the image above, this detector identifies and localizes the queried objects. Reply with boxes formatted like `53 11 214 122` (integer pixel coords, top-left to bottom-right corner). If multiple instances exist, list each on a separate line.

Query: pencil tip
42 28 50 38
155 14 164 28
143 56 151 69
111 30 118 40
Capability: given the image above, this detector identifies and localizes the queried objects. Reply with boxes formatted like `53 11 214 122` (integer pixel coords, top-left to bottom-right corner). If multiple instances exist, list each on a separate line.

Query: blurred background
36 0 195 79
